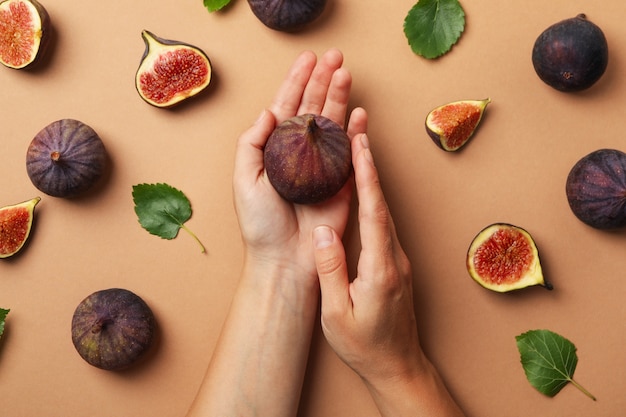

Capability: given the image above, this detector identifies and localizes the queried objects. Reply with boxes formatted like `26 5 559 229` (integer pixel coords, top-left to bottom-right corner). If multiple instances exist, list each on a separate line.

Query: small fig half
565 149 626 229
466 223 552 293
0 197 39 258
264 113 351 205
26 119 107 198
426 98 490 151
247 0 327 32
135 30 212 108
0 0 50 69
71 288 156 371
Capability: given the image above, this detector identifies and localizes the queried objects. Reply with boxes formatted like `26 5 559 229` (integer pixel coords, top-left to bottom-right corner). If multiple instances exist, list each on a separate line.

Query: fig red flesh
426 99 490 151
0 0 50 69
135 30 212 108
0 197 39 258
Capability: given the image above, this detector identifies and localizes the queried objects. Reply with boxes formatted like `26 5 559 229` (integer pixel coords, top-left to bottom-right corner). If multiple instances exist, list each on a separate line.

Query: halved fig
0 0 50 69
135 30 212 108
466 223 552 292
426 98 490 151
0 197 40 258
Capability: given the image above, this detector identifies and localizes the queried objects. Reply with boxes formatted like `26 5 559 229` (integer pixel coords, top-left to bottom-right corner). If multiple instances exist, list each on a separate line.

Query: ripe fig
247 0 327 32
565 149 626 230
0 0 50 69
26 119 107 198
0 197 39 258
425 98 490 151
264 113 351 205
532 14 608 92
135 30 212 108
466 223 552 293
71 288 156 371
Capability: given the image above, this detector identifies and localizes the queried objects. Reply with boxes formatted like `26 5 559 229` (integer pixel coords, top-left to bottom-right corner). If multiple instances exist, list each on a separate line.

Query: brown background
1 0 625 416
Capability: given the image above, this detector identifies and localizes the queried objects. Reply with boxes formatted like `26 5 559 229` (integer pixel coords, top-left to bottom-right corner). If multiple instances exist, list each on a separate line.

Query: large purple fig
247 0 327 32
565 149 626 229
264 114 351 205
26 119 107 198
532 14 608 92
71 288 156 371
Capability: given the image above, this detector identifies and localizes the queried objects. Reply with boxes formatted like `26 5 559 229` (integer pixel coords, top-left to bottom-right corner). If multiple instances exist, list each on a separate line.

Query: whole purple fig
71 288 156 371
264 113 351 205
247 0 327 32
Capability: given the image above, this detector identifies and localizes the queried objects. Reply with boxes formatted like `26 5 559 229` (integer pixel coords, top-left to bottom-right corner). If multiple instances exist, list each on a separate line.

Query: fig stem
92 317 114 334
181 224 206 253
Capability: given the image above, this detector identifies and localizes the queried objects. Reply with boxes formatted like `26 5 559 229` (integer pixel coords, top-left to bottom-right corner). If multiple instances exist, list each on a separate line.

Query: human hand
312 127 425 383
233 49 367 283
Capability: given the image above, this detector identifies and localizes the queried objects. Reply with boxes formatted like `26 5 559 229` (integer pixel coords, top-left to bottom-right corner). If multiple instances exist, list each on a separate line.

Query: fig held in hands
264 114 351 205
247 0 327 32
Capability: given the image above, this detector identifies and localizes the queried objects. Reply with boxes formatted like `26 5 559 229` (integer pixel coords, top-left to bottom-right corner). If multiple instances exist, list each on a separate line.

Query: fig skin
135 30 212 108
26 119 107 198
264 114 351 205
247 0 327 32
0 197 39 259
71 288 156 371
0 0 52 70
566 149 626 230
532 14 608 92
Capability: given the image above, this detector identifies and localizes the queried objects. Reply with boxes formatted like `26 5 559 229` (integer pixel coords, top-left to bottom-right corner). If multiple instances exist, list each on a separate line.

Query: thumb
313 225 351 315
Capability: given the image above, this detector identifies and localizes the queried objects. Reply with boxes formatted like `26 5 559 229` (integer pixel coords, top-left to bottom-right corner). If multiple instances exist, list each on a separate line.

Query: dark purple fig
71 288 156 371
26 119 107 198
135 30 212 108
247 0 327 32
467 223 551 293
0 197 39 258
565 149 626 229
0 0 50 69
264 113 351 205
532 14 608 92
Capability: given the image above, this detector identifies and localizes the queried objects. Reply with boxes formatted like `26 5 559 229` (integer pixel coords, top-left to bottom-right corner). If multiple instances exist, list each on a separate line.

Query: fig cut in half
71 288 156 371
0 0 50 69
466 223 552 293
0 197 39 258
426 98 490 151
135 30 212 108
264 113 352 205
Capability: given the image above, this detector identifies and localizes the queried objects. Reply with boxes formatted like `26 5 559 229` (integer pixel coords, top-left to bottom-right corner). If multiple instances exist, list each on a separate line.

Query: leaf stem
181 224 206 253
569 378 596 401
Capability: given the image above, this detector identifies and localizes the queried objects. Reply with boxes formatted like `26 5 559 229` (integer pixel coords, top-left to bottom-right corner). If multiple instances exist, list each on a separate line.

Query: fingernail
360 133 370 148
363 148 374 165
313 225 334 249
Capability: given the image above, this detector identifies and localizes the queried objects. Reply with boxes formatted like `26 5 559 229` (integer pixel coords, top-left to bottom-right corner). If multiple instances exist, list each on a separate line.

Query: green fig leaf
204 0 232 12
0 308 9 340
132 183 206 253
403 0 466 59
516 329 596 400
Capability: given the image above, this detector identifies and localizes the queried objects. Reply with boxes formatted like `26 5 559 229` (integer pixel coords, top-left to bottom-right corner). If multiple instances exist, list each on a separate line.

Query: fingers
233 110 277 187
269 50 318 122
346 107 368 140
270 49 350 126
352 132 398 267
313 225 351 315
